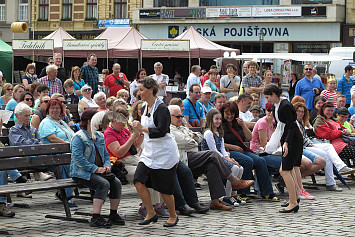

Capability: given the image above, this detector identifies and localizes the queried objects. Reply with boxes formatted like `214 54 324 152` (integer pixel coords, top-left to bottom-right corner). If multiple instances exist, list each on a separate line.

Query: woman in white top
78 84 98 116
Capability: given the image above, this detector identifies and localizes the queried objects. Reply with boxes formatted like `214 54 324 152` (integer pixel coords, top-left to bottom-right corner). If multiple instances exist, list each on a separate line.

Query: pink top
104 126 132 159
250 117 274 152
320 89 337 106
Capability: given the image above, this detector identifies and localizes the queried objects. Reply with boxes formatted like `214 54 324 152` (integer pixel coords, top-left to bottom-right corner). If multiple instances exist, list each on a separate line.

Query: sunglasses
82 88 92 92
24 98 34 101
7 88 13 91
42 100 49 103
172 115 184 119
304 68 313 71
49 62 55 64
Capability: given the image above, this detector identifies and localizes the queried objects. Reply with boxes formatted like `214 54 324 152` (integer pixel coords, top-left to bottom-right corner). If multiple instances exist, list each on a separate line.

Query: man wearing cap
250 105 261 122
197 86 215 118
183 84 205 127
337 65 353 108
336 107 354 133
220 64 240 100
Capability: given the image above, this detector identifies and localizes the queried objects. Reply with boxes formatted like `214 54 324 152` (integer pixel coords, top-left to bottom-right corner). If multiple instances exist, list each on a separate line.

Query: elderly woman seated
38 98 77 210
94 92 109 112
51 93 74 126
78 84 98 116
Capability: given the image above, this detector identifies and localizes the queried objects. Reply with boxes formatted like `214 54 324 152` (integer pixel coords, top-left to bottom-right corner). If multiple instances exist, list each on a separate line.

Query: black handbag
129 144 138 155
97 172 116 182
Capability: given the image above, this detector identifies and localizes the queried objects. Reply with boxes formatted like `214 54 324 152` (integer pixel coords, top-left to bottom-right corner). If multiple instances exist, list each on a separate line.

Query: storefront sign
98 19 130 29
206 8 251 18
293 43 329 53
283 60 292 84
139 9 161 19
301 6 326 17
63 40 108 51
139 23 340 42
141 40 190 51
160 8 206 19
12 40 54 50
252 6 301 17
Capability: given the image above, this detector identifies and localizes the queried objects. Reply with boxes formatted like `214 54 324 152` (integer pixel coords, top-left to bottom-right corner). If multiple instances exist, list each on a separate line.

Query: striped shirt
320 89 337 106
38 76 63 97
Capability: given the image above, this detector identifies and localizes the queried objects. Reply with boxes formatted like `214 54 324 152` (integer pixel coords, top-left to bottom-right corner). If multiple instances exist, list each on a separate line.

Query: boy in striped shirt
320 77 337 106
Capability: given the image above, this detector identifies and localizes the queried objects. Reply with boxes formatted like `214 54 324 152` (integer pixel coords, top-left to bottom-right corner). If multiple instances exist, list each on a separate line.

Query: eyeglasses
102 72 106 74
24 98 34 101
172 115 184 119
82 88 92 92
304 68 313 71
7 88 13 91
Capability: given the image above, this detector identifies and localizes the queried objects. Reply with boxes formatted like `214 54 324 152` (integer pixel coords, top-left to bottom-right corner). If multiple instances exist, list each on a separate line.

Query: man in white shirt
237 93 255 129
220 64 240 100
149 62 169 102
186 65 202 97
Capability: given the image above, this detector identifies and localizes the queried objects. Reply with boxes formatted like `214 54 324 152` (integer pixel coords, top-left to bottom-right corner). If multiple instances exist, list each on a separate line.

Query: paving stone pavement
1 176 355 236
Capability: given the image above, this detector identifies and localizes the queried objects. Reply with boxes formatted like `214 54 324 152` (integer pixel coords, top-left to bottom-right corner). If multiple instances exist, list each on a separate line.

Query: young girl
201 109 254 209
320 77 337 106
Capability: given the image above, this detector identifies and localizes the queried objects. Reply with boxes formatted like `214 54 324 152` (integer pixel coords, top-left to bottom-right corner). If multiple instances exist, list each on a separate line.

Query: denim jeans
229 151 274 196
174 161 198 209
73 173 122 201
0 170 22 203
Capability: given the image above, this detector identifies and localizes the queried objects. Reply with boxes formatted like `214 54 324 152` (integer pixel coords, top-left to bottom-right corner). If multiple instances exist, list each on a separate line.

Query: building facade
133 0 345 55
31 0 139 40
343 0 355 46
0 0 30 43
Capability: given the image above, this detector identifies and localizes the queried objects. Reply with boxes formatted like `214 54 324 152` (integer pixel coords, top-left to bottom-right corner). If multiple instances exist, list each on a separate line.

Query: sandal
262 193 281 202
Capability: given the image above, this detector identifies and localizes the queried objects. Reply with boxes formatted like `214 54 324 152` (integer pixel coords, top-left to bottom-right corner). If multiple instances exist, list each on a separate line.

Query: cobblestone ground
1 175 355 237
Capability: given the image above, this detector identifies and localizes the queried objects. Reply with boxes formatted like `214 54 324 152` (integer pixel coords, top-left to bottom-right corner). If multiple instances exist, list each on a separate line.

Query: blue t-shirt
197 99 215 118
183 98 204 123
348 106 355 121
337 75 353 105
295 77 325 110
38 118 72 144
203 80 219 102
74 79 85 99
0 97 3 106
5 98 18 121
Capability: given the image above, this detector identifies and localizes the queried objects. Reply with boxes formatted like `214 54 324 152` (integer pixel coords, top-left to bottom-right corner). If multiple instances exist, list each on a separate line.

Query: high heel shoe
279 205 299 213
281 199 300 207
163 216 179 227
138 214 158 225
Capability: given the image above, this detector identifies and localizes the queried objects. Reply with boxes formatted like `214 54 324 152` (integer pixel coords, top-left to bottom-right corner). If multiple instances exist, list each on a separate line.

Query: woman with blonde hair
0 83 13 106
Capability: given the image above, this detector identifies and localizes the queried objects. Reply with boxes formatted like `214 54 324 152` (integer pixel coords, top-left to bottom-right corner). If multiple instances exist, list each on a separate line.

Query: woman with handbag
131 77 180 227
263 85 302 213
70 108 124 228
314 102 355 167
221 101 280 201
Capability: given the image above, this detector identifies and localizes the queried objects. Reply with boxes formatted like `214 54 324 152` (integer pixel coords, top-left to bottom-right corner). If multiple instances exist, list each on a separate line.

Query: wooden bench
0 143 86 234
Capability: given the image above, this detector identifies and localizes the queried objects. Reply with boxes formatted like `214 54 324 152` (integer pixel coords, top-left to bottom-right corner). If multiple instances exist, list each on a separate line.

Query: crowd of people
1 53 355 229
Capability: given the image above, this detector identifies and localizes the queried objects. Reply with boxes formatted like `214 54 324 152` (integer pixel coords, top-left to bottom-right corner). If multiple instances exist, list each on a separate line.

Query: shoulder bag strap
187 98 201 120
225 122 254 153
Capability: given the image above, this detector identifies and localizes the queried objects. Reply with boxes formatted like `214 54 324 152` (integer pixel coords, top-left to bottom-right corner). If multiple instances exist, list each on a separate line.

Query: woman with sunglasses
52 93 74 126
13 92 35 124
78 84 98 116
31 95 50 130
71 66 85 99
0 83 14 106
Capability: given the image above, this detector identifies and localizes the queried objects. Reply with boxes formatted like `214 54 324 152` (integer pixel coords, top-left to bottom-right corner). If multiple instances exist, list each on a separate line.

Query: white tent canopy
229 53 349 62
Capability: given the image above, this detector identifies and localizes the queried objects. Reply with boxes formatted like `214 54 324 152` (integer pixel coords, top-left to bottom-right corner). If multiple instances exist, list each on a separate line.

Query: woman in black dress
263 85 303 213
288 73 298 102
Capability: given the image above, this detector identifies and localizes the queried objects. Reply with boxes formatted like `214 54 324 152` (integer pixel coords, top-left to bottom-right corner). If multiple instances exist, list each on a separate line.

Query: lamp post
258 30 265 53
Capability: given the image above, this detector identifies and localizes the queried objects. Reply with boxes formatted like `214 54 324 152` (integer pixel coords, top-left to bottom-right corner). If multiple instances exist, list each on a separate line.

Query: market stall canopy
13 27 75 57
230 53 349 62
142 26 239 58
0 39 12 82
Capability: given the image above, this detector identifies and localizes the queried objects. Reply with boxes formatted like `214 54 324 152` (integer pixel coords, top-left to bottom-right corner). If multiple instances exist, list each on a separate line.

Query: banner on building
252 6 301 17
301 6 326 17
141 40 190 51
63 40 108 51
139 9 161 19
161 8 206 19
12 40 54 50
206 8 251 18
98 19 130 29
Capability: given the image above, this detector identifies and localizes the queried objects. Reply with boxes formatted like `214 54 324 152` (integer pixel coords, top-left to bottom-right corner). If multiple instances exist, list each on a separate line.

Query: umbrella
333 166 350 190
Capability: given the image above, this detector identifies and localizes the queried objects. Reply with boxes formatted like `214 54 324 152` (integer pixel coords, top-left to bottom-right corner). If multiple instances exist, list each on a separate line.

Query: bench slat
0 143 70 158
0 179 79 194
0 154 71 171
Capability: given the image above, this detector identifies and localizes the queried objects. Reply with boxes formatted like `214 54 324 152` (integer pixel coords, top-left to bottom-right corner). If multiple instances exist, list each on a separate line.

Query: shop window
291 0 332 3
19 0 28 21
39 0 49 20
62 0 72 20
200 0 279 6
86 0 97 19
0 0 5 21
114 0 127 18
154 0 188 7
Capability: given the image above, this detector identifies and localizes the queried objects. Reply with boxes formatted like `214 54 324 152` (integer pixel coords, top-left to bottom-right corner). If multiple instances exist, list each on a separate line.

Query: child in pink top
320 77 337 106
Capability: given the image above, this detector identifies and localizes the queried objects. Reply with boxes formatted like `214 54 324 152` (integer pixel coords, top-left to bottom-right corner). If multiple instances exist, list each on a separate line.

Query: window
114 0 127 18
292 0 331 3
19 0 28 21
154 0 188 7
87 0 97 19
39 0 49 20
62 0 72 19
0 0 5 21
199 0 279 6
